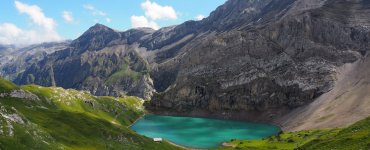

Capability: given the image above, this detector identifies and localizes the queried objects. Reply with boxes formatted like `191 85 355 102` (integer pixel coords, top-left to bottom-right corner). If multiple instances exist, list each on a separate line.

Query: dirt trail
279 54 370 131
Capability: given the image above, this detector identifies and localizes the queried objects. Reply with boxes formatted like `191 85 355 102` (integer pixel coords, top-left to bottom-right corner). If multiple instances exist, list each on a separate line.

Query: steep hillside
0 78 179 150
221 116 370 150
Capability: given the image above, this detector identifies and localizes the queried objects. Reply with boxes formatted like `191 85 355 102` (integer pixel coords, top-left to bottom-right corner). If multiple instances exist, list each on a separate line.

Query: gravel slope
280 53 370 131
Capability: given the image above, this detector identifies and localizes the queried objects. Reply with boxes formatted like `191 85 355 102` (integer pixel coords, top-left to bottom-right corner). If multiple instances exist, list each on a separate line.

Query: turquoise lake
130 115 281 149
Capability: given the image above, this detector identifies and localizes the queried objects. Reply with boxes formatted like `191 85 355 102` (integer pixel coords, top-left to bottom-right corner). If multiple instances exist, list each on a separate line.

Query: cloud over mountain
141 0 177 20
131 15 159 30
131 0 177 30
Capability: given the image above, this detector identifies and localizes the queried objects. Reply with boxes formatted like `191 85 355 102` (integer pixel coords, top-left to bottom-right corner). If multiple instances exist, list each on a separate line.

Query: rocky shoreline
145 108 285 129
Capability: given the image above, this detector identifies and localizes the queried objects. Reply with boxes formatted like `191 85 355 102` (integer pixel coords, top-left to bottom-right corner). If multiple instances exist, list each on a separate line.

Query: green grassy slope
0 78 18 92
221 117 370 150
0 79 180 150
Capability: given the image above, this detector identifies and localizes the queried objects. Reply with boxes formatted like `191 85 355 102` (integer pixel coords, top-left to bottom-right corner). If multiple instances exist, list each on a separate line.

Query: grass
105 56 146 86
0 78 181 150
220 117 370 150
302 117 370 149
105 63 143 85
0 78 18 93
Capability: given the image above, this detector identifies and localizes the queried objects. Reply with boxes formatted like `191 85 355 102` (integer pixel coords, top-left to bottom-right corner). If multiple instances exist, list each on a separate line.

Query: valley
0 77 369 150
0 0 370 149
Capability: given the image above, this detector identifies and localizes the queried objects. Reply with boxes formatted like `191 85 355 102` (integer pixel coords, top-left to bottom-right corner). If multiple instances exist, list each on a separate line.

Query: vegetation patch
0 78 18 93
105 60 143 85
221 117 370 150
0 78 180 150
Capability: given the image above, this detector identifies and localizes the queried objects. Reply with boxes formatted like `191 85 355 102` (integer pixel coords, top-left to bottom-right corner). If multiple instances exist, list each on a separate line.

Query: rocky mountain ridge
14 25 155 100
146 0 370 130
147 0 368 108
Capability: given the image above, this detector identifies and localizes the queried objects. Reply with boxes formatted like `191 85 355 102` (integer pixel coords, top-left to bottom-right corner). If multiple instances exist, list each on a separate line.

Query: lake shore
146 109 284 130
166 140 193 150
221 142 237 148
128 113 145 128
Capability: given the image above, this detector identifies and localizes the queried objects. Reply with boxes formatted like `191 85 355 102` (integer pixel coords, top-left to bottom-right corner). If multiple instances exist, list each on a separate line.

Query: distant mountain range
0 42 70 80
1 0 370 131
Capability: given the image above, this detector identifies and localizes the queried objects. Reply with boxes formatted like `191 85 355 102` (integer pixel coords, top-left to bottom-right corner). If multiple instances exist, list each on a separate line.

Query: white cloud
131 0 177 30
0 23 61 46
0 1 62 45
0 23 22 44
195 14 205 21
131 15 159 30
83 4 111 25
15 1 56 31
106 18 111 23
141 0 177 20
83 4 106 16
62 11 74 23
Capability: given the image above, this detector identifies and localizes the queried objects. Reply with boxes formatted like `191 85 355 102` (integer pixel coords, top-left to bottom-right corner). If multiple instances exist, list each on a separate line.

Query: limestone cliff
146 0 370 124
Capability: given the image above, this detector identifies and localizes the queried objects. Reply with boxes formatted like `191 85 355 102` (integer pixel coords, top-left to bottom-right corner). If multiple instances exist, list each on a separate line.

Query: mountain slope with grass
221 117 370 150
0 78 179 150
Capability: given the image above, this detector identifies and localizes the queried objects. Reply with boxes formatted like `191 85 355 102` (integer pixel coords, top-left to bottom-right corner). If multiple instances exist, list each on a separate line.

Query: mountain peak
93 23 104 26
76 23 118 40
84 23 114 34
71 24 121 52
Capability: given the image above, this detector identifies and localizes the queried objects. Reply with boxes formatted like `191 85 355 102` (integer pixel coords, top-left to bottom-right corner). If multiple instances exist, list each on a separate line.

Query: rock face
146 0 370 120
9 0 370 125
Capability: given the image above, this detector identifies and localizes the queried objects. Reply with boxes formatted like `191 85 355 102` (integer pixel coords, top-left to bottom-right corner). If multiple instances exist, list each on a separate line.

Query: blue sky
0 0 226 45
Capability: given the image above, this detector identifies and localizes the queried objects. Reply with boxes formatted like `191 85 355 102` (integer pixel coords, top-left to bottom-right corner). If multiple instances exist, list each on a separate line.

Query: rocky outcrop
0 89 39 101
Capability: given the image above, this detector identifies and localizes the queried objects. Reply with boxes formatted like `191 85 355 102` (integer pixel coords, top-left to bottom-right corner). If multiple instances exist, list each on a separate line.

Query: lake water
130 114 281 149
